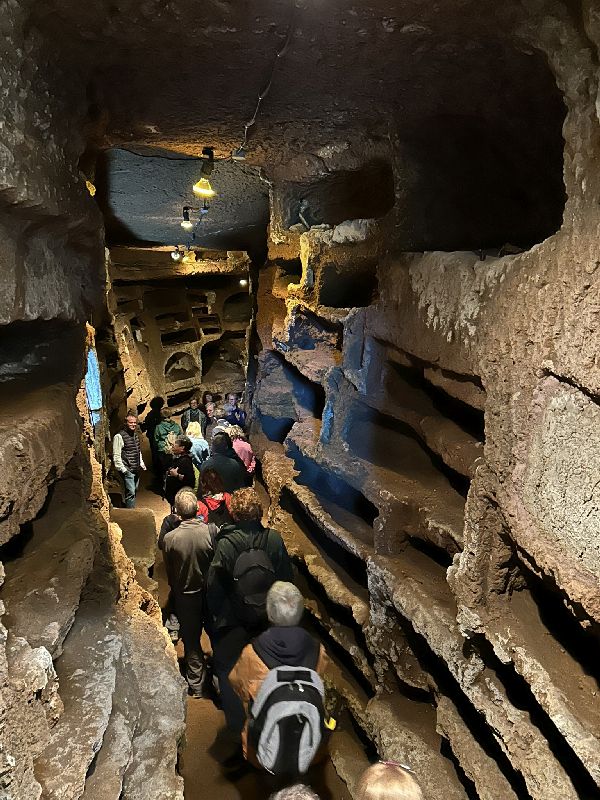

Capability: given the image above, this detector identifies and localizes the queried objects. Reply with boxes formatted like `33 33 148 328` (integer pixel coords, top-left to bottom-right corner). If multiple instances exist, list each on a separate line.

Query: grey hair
270 785 320 800
174 490 198 520
266 581 304 627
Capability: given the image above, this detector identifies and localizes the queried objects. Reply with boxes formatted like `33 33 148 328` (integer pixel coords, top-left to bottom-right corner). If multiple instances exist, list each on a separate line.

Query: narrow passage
131 436 352 800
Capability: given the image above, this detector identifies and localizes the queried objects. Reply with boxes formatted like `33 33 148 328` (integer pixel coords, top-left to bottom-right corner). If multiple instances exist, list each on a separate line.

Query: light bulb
193 177 216 198
171 250 182 261
239 278 248 287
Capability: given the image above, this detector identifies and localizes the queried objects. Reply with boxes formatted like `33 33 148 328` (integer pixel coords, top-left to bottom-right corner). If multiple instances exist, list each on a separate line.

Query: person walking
206 488 293 744
154 407 183 474
185 421 210 469
140 396 164 474
181 396 206 434
204 401 218 440
230 582 329 774
201 432 247 493
113 411 146 508
223 392 247 428
162 491 214 696
197 469 233 526
164 435 196 509
229 425 256 479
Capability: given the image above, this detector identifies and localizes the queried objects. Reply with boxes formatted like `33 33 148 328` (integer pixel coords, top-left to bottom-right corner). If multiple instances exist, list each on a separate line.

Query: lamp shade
193 177 216 198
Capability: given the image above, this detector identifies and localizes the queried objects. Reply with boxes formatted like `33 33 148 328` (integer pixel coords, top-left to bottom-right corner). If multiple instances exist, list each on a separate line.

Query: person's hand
141 465 147 471
168 468 178 477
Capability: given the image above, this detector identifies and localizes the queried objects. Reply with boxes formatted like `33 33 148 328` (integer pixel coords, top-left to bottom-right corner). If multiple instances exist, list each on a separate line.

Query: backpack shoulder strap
208 522 218 547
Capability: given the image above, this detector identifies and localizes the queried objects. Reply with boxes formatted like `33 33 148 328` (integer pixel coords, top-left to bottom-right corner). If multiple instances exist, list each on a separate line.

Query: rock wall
251 4 600 798
0 8 185 797
106 247 252 413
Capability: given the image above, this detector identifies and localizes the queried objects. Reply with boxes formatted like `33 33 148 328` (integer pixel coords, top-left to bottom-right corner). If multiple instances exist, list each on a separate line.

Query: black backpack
231 530 276 627
247 665 327 777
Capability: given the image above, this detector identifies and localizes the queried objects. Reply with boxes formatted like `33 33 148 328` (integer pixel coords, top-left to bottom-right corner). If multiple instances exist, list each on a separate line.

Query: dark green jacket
154 419 182 453
206 521 294 632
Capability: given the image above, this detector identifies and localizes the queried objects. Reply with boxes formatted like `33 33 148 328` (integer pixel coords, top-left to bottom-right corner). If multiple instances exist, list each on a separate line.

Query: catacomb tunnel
1 1 600 799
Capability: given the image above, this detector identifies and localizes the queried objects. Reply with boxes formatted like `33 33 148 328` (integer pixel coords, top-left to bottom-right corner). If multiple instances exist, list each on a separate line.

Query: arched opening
164 351 199 383
283 160 396 229
222 291 252 323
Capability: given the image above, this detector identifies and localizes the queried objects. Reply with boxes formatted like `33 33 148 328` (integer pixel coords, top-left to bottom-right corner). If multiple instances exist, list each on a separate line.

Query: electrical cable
236 0 296 153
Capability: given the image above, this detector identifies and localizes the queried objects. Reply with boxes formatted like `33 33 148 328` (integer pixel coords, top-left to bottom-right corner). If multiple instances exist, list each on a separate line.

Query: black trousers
173 592 205 694
211 626 250 733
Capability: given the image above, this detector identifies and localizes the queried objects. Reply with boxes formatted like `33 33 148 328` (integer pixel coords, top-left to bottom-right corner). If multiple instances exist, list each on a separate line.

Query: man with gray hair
162 490 214 696
229 581 329 769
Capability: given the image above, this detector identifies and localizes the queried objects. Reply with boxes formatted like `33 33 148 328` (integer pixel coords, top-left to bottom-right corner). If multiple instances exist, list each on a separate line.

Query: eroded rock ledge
0 445 186 800
251 186 600 798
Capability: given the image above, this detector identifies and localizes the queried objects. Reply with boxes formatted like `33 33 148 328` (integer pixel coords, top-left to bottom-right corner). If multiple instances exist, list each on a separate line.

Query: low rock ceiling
28 0 567 251
31 0 562 161
96 147 269 251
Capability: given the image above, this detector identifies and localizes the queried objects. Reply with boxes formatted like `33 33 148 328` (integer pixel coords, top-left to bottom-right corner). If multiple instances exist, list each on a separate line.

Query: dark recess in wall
273 352 327 419
260 414 296 443
345 400 471 497
285 160 395 228
319 262 379 309
397 103 567 251
389 359 485 441
0 320 84 390
286 443 378 531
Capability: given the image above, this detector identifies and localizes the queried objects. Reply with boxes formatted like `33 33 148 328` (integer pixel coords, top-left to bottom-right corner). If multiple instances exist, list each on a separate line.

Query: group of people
112 391 426 798
112 391 254 510
160 485 327 781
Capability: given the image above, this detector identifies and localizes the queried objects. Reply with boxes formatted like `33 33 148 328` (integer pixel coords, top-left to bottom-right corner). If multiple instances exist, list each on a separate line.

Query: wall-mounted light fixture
193 147 216 198
181 206 194 230
239 278 249 287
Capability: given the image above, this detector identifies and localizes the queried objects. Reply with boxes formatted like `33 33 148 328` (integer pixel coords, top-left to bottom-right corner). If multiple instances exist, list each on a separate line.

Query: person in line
206 488 293 745
355 762 424 800
140 396 164 474
162 491 214 696
230 582 329 770
113 411 146 508
200 390 214 413
157 486 198 550
157 486 197 643
164 435 196 509
185 421 210 468
212 417 233 439
204 401 218 441
181 396 206 435
201 432 247 493
223 392 247 428
197 469 233 526
270 787 320 800
229 425 256 479
154 407 183 474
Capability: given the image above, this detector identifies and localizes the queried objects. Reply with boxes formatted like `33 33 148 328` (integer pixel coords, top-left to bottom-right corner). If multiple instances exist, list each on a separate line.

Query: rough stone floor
134 465 351 800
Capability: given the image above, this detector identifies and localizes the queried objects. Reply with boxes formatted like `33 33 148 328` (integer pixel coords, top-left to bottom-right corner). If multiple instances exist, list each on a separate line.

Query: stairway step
110 507 157 576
